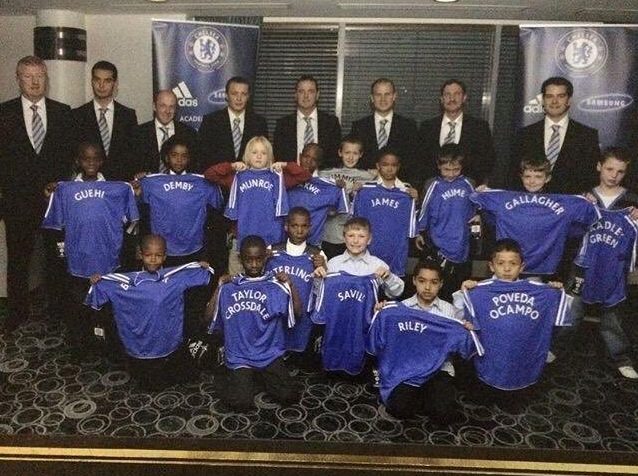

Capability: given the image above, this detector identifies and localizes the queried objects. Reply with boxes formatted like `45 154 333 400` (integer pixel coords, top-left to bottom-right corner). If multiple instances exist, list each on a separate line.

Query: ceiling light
434 0 458 3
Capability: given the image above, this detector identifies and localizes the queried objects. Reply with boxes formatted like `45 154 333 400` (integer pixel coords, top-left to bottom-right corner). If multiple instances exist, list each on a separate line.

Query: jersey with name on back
352 184 417 276
209 273 294 369
287 177 349 246
575 208 638 307
225 169 288 246
265 250 316 352
470 190 600 275
310 271 379 374
367 301 483 404
85 263 214 359
42 180 139 278
140 173 223 256
462 279 572 390
418 176 476 263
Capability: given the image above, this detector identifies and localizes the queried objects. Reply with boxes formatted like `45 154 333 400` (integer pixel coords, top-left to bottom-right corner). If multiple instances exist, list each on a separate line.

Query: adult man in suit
0 55 74 332
134 90 198 174
198 76 268 170
72 61 138 180
510 76 600 194
350 78 418 179
419 79 496 188
274 75 341 166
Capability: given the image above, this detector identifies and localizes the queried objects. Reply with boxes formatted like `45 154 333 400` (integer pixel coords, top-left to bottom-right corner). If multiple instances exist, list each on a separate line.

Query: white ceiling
2 0 638 23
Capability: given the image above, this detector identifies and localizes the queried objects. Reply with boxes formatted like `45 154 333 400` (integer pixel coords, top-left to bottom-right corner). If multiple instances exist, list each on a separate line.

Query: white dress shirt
93 99 114 135
439 113 463 146
543 114 569 154
154 118 175 152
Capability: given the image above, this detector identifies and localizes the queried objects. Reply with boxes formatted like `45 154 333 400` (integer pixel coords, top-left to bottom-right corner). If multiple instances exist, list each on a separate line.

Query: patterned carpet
0 294 637 452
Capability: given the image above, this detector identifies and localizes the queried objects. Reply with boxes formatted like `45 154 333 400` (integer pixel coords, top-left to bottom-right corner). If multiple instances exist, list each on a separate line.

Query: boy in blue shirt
42 142 139 354
416 144 477 300
456 239 571 411
86 235 214 389
208 235 303 412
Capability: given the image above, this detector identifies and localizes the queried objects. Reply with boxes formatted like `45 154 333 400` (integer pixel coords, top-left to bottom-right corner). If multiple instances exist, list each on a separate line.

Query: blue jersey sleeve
41 184 65 230
124 183 140 223
85 280 111 310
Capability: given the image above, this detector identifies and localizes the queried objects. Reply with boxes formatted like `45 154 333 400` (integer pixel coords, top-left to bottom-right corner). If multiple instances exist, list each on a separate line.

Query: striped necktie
546 124 561 167
232 117 242 159
30 104 45 154
303 116 314 145
98 107 111 155
159 127 169 173
443 121 456 145
378 119 388 148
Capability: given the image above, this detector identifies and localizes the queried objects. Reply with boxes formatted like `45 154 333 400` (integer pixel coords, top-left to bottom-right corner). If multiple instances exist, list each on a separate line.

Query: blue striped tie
98 107 111 155
232 117 242 159
378 119 388 148
546 124 561 167
30 104 45 154
303 116 314 145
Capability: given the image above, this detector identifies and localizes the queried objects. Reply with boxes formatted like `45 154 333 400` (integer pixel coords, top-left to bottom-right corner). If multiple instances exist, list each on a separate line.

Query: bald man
134 90 198 174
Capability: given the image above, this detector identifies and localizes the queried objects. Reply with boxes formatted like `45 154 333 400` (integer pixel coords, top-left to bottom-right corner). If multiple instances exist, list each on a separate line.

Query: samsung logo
207 88 227 104
578 94 633 112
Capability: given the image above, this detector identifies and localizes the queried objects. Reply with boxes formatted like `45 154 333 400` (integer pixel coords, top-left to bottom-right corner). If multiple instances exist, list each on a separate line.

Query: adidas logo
172 81 198 107
523 93 544 114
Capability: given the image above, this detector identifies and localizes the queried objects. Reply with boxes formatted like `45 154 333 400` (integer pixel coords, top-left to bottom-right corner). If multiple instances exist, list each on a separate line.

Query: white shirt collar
298 108 318 121
93 99 114 113
168 170 187 175
22 95 45 110
285 239 308 256
74 172 106 182
374 111 394 123
228 108 246 122
443 112 463 124
154 118 174 131
544 114 569 129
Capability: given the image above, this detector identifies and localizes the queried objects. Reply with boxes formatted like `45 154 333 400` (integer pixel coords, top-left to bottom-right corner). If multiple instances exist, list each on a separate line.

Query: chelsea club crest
184 26 229 73
555 28 608 77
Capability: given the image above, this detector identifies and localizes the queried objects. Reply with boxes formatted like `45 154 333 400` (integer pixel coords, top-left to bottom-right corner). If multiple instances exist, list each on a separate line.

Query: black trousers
321 241 346 260
223 357 302 411
386 371 458 423
4 218 65 329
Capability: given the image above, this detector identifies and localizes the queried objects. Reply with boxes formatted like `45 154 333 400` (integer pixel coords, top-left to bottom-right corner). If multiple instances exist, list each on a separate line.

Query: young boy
136 136 224 266
287 144 349 247
416 144 476 299
518 157 552 193
208 235 302 411
312 218 404 375
470 165 600 277
456 239 572 407
266 207 327 353
367 260 481 423
319 135 376 259
86 235 214 389
351 149 418 277
566 148 638 379
42 142 139 351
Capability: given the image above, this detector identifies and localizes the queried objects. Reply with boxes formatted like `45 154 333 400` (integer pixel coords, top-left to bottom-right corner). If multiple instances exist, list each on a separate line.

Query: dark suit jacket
511 118 600 194
72 100 138 180
134 120 198 173
0 97 74 222
198 108 268 169
273 110 341 166
419 114 496 189
350 112 418 179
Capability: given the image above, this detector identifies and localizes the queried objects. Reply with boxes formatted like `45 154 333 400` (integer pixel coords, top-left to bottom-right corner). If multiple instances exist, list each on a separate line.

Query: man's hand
89 274 102 285
415 234 426 251
461 279 478 291
44 181 58 198
405 185 419 200
548 281 563 289
198 261 211 269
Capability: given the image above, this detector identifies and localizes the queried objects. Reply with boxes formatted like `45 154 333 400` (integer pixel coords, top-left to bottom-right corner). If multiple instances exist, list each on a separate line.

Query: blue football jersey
287 177 349 246
418 176 476 263
85 263 213 359
42 181 139 278
462 279 572 390
352 184 417 276
367 302 483 404
575 208 638 307
209 273 294 369
225 169 288 246
310 272 379 375
140 173 223 256
265 251 317 352
470 190 600 274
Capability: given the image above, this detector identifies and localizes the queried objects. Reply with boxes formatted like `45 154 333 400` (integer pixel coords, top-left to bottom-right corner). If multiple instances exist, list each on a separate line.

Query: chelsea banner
152 20 260 131
517 26 638 150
